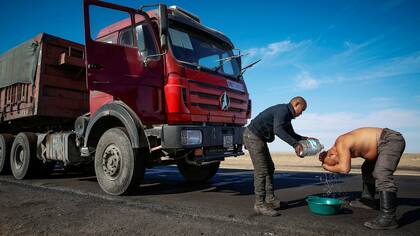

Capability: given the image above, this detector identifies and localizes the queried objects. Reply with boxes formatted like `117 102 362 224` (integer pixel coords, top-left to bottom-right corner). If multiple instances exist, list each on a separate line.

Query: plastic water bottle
298 139 324 157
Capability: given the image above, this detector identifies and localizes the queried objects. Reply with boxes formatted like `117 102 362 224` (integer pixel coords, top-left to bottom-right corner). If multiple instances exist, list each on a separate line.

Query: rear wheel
177 159 220 183
94 127 145 195
0 134 14 174
10 132 40 179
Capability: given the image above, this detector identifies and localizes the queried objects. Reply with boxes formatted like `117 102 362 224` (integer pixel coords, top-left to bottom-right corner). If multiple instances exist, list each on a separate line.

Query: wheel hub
102 144 122 180
15 146 24 170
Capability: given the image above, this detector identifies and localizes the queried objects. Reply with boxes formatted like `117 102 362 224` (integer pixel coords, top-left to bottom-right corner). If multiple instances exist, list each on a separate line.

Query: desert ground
221 152 420 175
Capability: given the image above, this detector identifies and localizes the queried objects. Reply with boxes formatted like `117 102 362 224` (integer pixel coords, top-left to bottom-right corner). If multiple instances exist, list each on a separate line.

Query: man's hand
294 144 303 157
321 154 337 172
319 151 327 163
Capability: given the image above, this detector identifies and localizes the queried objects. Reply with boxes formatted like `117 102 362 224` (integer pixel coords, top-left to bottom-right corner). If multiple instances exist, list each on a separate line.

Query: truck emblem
220 91 230 111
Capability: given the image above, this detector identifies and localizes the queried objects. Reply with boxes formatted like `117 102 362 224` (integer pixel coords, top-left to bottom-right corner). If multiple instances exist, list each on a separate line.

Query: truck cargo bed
0 33 88 132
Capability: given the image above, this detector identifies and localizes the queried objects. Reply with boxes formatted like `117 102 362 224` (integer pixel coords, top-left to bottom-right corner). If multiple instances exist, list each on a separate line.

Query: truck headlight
181 130 202 145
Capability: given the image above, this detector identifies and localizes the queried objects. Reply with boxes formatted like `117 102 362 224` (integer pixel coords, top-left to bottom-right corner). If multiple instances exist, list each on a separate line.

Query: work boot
254 195 280 217
350 182 377 210
254 203 280 217
364 191 398 230
265 194 281 209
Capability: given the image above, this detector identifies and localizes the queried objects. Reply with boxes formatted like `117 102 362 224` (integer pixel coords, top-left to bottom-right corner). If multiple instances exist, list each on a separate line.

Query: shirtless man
319 127 405 230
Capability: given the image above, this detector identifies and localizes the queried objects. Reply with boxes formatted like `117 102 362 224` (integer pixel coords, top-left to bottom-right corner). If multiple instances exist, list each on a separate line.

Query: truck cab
83 0 250 165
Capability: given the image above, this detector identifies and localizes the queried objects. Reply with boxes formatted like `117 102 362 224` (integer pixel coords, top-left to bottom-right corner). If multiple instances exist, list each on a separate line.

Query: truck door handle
88 64 104 69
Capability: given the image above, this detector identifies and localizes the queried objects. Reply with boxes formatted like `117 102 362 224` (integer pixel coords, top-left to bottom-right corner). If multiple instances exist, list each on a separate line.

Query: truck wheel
177 159 220 183
10 132 40 179
94 127 145 195
0 134 14 174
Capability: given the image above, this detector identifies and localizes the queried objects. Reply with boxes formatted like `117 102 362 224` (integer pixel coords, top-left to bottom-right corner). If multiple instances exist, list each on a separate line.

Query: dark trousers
361 128 406 193
243 127 275 202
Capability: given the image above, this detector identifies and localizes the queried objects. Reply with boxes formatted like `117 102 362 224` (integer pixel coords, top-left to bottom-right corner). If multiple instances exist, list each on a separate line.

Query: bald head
290 96 307 107
290 96 307 118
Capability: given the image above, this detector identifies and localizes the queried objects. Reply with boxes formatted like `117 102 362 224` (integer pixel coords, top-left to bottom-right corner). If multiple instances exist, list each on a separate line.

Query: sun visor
168 14 234 49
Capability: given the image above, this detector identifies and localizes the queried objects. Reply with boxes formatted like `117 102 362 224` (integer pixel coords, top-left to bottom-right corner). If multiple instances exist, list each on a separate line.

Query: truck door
84 0 164 123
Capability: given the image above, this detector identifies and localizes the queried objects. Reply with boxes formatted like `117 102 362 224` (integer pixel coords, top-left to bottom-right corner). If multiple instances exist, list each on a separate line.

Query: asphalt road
1 166 419 235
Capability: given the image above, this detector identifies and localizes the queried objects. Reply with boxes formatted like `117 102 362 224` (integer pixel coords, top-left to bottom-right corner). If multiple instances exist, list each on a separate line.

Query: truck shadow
138 166 352 196
57 166 351 196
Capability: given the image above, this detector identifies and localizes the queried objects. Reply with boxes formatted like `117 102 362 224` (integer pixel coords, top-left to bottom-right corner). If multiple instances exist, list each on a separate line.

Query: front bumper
161 124 244 150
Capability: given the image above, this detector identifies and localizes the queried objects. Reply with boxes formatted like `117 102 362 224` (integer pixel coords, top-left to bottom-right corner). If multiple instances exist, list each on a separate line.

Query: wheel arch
84 101 150 151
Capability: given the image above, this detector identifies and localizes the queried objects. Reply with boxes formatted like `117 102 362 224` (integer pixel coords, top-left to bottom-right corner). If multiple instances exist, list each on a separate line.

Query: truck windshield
168 24 240 78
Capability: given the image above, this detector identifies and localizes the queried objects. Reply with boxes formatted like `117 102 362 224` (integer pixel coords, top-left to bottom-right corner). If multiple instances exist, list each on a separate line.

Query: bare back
338 127 383 161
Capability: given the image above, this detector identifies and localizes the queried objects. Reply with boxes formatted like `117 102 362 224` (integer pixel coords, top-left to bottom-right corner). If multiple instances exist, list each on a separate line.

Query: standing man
243 96 312 216
319 127 406 230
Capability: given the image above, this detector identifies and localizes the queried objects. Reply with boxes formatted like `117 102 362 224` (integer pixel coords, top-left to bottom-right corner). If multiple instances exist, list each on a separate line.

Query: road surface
1 166 419 235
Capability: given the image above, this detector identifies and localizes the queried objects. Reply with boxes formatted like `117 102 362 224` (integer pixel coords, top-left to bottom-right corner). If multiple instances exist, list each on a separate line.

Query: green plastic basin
306 196 344 215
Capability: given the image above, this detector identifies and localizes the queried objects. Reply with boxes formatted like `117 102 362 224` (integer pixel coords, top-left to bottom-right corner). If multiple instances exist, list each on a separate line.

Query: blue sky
1 0 419 152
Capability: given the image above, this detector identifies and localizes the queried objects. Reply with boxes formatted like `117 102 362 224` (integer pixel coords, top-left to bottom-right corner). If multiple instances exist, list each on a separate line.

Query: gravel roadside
0 182 270 236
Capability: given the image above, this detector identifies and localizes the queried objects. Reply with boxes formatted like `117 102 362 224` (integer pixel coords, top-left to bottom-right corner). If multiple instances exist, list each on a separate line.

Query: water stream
319 173 346 198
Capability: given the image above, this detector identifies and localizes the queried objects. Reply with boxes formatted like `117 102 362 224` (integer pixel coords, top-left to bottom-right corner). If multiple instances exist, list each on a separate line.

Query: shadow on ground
2 165 420 231
61 166 354 197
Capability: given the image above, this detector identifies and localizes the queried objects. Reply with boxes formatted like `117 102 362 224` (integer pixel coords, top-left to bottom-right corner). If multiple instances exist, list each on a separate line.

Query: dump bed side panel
36 34 88 118
0 33 88 130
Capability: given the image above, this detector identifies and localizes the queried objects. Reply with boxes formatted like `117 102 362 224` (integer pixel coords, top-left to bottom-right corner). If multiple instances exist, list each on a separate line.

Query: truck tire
10 132 40 179
94 127 145 195
0 134 14 175
177 159 220 183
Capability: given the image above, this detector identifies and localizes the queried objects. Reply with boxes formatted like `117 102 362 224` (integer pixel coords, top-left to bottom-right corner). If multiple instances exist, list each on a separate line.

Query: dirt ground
1 153 419 235
0 182 267 236
221 153 420 175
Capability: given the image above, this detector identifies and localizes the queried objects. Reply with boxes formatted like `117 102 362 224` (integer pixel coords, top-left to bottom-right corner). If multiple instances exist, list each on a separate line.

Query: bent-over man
319 127 405 230
243 96 313 216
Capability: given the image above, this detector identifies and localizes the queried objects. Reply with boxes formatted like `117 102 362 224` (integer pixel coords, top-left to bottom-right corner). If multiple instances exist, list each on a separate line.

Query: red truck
0 0 251 195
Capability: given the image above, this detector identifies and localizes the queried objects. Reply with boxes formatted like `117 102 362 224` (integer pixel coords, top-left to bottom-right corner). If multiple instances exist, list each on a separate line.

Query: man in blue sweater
243 96 313 216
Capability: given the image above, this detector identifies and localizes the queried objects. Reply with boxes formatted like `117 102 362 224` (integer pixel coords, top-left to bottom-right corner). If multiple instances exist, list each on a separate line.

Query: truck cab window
221 52 234 75
97 33 117 44
199 55 220 69
168 25 240 77
136 24 158 58
119 29 133 47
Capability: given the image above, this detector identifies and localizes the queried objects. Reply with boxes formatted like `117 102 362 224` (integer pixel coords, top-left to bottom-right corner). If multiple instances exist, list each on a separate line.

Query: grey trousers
361 128 406 193
243 127 275 202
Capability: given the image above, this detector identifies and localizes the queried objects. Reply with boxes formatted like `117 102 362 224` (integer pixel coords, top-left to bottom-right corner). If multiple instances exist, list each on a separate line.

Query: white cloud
356 51 420 81
268 108 420 153
322 47 420 83
244 40 310 63
328 36 385 62
266 41 296 56
295 71 319 90
242 35 420 87
297 50 420 87
299 109 420 152
296 109 420 131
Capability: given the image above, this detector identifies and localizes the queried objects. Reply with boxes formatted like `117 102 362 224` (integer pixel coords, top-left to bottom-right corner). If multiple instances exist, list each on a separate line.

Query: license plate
223 135 233 148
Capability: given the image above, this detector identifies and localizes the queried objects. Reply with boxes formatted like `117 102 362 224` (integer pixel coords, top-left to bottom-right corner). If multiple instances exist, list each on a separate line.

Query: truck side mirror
159 4 168 50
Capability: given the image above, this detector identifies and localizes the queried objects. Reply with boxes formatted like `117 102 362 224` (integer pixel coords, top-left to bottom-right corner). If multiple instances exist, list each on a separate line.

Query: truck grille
188 80 248 115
